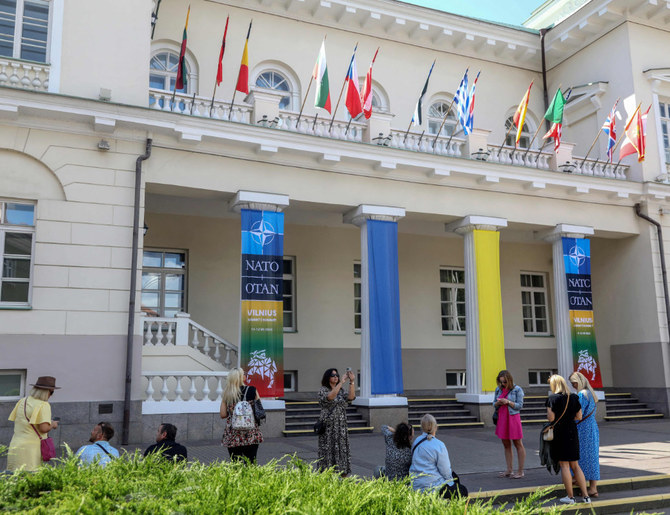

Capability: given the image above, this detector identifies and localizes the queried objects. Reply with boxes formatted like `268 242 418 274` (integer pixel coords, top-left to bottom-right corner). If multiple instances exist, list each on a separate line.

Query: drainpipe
122 138 153 445
540 28 550 132
635 203 670 343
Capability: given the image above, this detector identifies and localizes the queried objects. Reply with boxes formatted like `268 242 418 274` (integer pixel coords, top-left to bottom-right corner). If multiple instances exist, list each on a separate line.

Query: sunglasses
330 373 339 377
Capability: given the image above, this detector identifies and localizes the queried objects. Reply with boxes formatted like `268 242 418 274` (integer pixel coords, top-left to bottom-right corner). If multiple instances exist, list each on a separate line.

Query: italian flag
542 88 566 151
312 41 331 113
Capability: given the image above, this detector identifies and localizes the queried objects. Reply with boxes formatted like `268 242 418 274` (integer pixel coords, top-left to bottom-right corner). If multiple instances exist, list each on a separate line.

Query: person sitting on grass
76 422 119 466
144 423 187 462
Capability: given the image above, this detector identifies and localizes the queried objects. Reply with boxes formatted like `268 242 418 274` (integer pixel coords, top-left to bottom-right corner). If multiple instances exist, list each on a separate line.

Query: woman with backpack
220 368 263 463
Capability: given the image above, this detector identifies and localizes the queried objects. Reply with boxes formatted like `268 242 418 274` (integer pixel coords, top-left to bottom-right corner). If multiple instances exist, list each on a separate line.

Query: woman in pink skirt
493 370 526 479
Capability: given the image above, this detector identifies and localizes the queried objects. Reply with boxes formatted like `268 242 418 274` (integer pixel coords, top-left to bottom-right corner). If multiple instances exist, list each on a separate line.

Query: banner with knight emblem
240 209 284 397
562 237 602 388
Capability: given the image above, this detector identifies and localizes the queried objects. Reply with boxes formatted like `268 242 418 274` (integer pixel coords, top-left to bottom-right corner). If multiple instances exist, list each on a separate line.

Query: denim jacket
493 384 524 415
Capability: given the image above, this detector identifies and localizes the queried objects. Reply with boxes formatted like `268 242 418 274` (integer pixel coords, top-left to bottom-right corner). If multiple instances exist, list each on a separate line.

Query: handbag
542 394 570 442
24 397 56 461
314 404 336 435
253 398 266 425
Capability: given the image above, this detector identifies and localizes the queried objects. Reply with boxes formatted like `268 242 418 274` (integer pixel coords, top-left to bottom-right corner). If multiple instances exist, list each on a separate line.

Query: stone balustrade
0 58 49 91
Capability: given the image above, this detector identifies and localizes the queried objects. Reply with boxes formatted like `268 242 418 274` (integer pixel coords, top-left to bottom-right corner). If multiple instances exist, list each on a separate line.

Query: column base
456 393 495 427
352 396 408 431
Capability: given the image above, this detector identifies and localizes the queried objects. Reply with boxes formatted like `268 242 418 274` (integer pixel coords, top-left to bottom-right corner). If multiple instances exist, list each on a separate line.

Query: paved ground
4 419 669 495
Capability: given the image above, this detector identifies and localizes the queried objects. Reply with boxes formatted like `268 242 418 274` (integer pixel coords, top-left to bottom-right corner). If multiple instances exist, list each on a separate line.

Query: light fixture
97 139 110 151
559 161 576 173
143 223 148 236
471 148 490 161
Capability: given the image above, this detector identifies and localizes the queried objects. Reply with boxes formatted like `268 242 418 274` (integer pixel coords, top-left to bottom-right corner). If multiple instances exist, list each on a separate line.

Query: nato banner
240 209 284 397
562 237 602 388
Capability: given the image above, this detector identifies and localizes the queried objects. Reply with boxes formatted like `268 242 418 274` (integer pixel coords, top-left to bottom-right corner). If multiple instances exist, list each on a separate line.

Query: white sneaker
559 496 576 504
582 496 591 503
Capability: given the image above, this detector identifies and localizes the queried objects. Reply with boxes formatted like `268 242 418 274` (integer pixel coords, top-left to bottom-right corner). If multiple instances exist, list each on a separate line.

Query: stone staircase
282 401 374 437
604 392 664 422
520 395 550 425
408 397 483 428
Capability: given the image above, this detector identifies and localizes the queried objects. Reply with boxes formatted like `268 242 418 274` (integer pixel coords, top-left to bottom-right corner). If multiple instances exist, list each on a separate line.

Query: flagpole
312 112 319 131
405 59 435 144
345 117 353 135
228 91 237 120
432 97 457 150
417 130 425 147
296 76 314 127
329 43 357 133
579 129 604 166
210 16 229 118
497 123 516 157
403 119 413 144
190 92 196 115
522 123 545 160
229 19 252 120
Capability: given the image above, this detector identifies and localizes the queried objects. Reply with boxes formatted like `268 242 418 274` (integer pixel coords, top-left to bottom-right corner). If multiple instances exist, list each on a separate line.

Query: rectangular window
0 201 35 307
141 249 187 317
0 369 25 399
283 256 296 332
528 369 556 386
446 370 466 388
440 267 465 333
660 100 670 164
283 371 297 392
353 262 361 331
520 272 550 335
0 0 49 63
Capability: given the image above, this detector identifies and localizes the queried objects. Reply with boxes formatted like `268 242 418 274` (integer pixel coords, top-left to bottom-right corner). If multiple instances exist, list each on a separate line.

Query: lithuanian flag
175 6 190 91
235 21 252 94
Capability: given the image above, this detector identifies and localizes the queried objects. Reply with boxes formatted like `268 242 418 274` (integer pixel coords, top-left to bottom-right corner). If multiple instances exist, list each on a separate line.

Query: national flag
602 100 618 162
235 21 252 94
465 71 480 135
361 48 379 119
344 45 362 119
512 81 533 146
542 88 566 151
313 40 331 113
215 16 229 86
411 60 436 126
619 104 650 162
453 69 469 132
175 6 190 91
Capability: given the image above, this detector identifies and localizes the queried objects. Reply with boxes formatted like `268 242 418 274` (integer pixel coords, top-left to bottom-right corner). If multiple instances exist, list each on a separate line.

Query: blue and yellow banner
240 209 284 397
562 237 602 388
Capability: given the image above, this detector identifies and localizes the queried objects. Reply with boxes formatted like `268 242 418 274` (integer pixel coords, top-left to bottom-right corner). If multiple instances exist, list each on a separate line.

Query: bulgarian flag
313 40 331 113
175 6 190 91
215 16 229 87
235 21 252 94
542 88 566 151
360 48 379 119
513 81 533 146
344 45 362 119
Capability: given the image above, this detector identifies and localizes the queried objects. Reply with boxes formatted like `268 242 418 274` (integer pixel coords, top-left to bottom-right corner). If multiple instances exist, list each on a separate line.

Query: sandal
587 492 598 498
511 472 525 479
498 471 512 477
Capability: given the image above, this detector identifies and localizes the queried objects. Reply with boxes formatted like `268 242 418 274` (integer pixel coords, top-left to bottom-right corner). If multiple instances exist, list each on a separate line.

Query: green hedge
0 447 557 514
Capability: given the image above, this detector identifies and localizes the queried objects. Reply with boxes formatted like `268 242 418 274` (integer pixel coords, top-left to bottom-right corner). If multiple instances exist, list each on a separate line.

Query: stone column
539 224 594 379
344 205 408 429
229 190 289 437
445 216 507 402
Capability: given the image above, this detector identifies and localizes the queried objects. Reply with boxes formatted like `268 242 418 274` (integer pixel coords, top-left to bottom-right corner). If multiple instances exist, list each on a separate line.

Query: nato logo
250 219 276 247
568 245 587 267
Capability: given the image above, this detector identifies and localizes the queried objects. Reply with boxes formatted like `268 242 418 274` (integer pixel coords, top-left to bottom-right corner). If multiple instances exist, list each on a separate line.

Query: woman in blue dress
570 371 600 497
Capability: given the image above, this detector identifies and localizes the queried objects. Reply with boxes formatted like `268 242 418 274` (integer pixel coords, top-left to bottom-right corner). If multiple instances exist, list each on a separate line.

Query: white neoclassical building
1 0 670 442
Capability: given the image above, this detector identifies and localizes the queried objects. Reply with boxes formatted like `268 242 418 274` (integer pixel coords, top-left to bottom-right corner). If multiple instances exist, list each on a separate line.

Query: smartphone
345 367 352 374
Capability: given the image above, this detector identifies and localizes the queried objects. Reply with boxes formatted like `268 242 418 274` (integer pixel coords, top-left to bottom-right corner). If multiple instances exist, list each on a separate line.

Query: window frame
528 369 556 386
504 116 533 149
0 369 25 400
252 63 300 112
446 370 466 389
282 255 296 332
353 261 361 332
0 0 51 63
283 370 297 392
141 248 188 318
440 266 466 335
428 98 457 137
0 200 36 308
520 271 551 336
659 99 670 164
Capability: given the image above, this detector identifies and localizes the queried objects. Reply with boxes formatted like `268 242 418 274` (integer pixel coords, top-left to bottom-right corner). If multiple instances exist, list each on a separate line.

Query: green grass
0 447 561 514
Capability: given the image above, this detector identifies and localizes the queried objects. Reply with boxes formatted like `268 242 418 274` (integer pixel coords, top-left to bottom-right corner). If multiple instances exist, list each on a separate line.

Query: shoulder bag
24 398 56 462
542 394 570 442
314 404 335 435
576 392 595 425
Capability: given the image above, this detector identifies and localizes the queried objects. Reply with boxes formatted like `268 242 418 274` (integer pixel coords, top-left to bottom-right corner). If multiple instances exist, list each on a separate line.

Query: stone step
285 420 370 430
604 413 664 422
408 409 472 416
408 403 468 412
409 415 479 424
411 421 485 429
282 426 374 437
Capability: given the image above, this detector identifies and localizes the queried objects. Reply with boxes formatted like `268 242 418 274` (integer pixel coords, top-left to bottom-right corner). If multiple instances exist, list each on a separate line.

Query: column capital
343 204 405 227
445 215 507 235
537 223 594 242
229 190 289 213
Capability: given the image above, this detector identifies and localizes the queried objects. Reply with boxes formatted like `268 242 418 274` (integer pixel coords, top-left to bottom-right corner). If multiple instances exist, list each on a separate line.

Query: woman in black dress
317 368 355 476
546 374 590 505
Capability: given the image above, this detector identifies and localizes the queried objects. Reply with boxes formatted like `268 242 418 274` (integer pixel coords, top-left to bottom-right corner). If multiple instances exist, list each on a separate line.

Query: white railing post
174 312 191 346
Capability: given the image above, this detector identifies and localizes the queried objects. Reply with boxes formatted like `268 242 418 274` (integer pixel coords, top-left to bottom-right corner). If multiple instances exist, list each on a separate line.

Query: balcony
0 57 49 91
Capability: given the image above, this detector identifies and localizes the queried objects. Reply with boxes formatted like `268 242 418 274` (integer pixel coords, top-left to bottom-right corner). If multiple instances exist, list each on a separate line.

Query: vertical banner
240 209 284 397
367 220 403 395
474 230 506 391
562 237 602 388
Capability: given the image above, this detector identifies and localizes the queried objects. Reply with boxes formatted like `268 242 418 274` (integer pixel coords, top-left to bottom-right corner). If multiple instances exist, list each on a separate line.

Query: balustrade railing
148 88 252 122
141 371 228 414
388 130 466 156
570 158 628 180
0 58 49 91
141 313 237 369
276 110 365 142
487 145 551 169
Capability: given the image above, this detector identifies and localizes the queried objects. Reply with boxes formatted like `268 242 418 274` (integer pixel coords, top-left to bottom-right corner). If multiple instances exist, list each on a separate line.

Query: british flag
602 100 618 162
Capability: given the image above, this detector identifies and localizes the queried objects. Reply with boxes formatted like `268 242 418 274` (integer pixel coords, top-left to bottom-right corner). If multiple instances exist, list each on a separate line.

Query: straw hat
30 376 61 391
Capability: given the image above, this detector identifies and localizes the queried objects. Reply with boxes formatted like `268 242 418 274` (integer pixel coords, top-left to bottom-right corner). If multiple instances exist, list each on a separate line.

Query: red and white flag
360 48 379 119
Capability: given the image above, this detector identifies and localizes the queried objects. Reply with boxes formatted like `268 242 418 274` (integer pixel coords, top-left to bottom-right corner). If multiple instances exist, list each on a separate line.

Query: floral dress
221 386 263 448
576 390 600 480
381 425 412 480
317 386 351 475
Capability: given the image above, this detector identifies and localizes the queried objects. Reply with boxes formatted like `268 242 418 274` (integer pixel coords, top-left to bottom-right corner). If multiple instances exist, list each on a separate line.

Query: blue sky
399 0 546 26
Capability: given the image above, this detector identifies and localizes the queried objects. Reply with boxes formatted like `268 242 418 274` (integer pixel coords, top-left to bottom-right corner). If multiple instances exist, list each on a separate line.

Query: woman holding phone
317 367 355 476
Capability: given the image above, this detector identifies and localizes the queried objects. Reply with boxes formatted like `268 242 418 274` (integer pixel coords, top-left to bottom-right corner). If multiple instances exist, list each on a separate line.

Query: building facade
1 0 670 442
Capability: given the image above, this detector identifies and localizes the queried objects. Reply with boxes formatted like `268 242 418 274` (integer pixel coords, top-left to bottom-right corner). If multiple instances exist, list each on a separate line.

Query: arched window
505 116 532 149
255 71 292 109
359 81 390 114
150 50 191 94
428 100 457 137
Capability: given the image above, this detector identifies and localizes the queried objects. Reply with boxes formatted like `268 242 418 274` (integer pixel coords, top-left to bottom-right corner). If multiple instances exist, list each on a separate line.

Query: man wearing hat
76 422 119 466
7 376 60 471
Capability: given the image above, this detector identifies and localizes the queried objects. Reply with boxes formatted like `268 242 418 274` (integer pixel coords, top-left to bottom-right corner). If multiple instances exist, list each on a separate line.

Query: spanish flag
175 6 190 91
513 81 533 146
235 21 252 94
